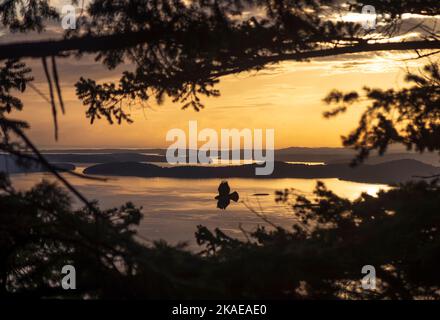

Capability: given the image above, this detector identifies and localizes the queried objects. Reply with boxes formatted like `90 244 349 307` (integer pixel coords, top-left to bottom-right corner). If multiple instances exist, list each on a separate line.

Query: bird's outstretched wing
230 191 239 202
218 181 230 196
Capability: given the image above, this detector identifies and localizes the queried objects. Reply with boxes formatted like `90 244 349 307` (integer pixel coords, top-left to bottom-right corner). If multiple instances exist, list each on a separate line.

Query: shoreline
82 159 440 185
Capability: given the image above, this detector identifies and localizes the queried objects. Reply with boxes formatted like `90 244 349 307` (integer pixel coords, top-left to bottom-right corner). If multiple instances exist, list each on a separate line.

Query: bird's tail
230 191 239 202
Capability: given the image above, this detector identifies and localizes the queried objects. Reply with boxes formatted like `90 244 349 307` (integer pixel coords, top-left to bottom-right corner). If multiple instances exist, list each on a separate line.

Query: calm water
9 165 390 247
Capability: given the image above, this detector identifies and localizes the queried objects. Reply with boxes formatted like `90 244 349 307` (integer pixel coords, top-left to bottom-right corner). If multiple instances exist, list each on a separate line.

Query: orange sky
2 2 434 150
13 51 427 149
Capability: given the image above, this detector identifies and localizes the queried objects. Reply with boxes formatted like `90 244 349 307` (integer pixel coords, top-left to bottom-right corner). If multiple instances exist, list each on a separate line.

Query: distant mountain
42 153 166 163
39 148 165 155
83 159 440 184
337 159 439 183
34 148 440 166
0 155 75 174
276 148 439 166
276 147 355 155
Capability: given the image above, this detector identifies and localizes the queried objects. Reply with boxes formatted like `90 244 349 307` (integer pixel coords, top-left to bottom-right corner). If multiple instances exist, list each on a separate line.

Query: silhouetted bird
215 181 239 210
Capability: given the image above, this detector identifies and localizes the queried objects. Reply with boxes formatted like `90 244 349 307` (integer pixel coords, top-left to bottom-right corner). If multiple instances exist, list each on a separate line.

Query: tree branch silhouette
0 36 438 64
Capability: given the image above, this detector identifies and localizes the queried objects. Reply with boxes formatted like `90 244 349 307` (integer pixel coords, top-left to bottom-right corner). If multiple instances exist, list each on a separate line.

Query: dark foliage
324 62 440 165
1 175 439 299
71 0 439 121
0 0 439 300
0 0 58 32
0 176 212 299
0 59 33 159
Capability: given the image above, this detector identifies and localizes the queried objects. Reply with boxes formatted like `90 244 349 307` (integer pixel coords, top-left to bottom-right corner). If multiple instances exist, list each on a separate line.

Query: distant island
2 148 439 184
37 147 440 166
0 155 75 174
83 159 440 184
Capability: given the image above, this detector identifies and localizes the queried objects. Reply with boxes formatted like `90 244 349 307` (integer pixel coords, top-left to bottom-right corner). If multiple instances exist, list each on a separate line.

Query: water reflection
9 168 390 247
